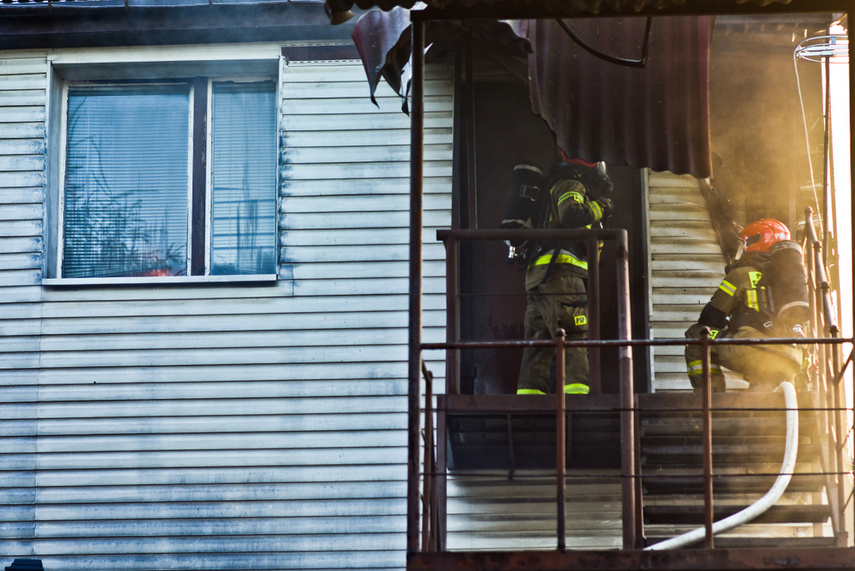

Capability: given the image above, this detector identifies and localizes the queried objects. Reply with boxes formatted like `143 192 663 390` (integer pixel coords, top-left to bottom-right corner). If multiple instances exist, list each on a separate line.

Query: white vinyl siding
645 170 729 392
0 46 452 571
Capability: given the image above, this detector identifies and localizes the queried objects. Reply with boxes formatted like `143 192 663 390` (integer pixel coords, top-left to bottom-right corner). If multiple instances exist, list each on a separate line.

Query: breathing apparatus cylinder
501 163 547 243
765 240 810 331
500 163 548 264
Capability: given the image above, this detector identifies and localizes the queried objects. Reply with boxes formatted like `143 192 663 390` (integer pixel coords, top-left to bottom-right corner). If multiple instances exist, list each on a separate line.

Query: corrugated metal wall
646 170 729 393
0 49 452 570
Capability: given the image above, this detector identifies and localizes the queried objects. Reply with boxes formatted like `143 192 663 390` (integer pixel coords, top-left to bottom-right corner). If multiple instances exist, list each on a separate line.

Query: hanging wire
795 35 849 63
792 34 848 234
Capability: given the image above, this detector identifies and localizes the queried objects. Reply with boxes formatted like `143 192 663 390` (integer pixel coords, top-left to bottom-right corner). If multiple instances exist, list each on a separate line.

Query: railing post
587 237 601 394
406 15 425 556
616 230 637 549
556 328 567 551
445 235 460 395
700 327 715 549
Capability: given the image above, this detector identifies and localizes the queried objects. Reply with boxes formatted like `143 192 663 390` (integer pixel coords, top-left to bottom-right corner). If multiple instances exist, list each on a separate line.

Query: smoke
709 21 824 229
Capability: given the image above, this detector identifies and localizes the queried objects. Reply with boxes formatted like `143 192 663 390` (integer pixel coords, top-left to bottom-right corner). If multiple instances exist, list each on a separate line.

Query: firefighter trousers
517 268 589 394
685 325 802 391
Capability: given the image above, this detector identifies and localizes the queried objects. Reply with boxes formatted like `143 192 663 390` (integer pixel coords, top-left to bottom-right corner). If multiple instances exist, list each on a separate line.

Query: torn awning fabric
350 6 716 178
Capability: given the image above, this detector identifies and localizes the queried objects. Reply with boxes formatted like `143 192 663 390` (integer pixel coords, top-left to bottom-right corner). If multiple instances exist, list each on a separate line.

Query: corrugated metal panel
526 17 714 178
645 170 729 393
0 50 452 570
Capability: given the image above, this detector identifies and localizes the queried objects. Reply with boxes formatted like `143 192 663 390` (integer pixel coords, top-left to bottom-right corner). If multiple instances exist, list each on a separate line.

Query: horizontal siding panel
0 106 45 123
1 377 412 401
291 260 447 279
34 328 416 351
0 252 41 270
32 308 447 334
0 170 45 187
30 497 405 520
282 143 451 164
281 180 451 199
39 290 446 309
2 448 407 471
0 154 44 172
280 110 450 132
279 161 450 181
0 122 45 139
0 139 44 154
0 219 43 237
30 306 442 334
0 187 44 204
17 345 411 369
281 93 451 115
281 243 447 263
21 360 442 385
28 516 403 537
0 91 47 107
289 277 447 296
280 227 449 247
26 464 407 487
2 412 407 434
280 193 451 213
276 128 451 148
5 431 406 454
24 552 405 571
0 268 41 286
281 209 450 230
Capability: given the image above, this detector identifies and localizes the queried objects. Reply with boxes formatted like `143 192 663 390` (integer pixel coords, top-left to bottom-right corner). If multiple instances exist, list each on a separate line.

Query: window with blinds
61 78 277 279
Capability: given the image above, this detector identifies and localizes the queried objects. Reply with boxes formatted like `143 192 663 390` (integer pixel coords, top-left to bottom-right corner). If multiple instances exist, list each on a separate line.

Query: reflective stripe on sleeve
718 280 737 296
517 388 547 395
557 190 585 206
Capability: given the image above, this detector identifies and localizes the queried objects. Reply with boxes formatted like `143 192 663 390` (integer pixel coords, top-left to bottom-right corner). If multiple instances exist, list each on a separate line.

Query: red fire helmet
740 218 791 253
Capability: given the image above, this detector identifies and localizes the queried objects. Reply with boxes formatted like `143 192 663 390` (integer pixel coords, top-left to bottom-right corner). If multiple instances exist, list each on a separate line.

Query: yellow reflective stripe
745 289 759 311
564 383 590 394
588 200 603 220
533 253 588 270
719 280 737 296
556 190 585 206
517 388 547 395
687 360 723 376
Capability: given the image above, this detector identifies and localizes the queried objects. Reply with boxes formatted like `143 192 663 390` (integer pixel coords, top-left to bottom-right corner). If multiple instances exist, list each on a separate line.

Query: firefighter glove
591 197 613 221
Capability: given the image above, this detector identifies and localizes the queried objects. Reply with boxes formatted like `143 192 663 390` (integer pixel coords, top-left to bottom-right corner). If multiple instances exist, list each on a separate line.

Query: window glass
63 84 190 278
60 77 278 280
210 81 277 275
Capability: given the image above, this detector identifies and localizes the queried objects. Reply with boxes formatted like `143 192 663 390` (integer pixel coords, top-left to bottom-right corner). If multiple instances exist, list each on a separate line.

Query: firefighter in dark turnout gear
685 219 808 392
503 154 614 395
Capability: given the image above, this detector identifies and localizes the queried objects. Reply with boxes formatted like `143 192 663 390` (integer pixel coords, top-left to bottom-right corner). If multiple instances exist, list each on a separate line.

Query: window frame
43 53 281 286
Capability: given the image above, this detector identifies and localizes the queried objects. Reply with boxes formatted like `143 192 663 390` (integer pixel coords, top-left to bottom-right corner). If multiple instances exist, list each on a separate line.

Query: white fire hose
645 381 799 550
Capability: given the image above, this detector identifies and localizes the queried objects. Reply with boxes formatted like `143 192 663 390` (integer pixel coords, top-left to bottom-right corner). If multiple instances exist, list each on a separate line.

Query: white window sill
42 274 280 287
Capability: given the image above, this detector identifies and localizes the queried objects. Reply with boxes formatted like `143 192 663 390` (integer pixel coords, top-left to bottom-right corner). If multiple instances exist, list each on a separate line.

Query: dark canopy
351 7 715 177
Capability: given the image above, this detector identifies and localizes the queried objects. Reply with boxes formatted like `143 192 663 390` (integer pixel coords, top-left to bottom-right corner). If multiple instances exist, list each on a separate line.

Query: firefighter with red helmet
685 219 809 392
503 153 614 395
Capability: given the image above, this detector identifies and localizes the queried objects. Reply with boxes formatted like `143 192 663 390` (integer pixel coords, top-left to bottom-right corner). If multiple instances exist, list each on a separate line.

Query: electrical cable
555 17 652 68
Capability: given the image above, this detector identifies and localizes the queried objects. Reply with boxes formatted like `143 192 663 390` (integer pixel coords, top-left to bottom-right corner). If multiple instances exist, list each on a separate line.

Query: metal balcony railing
411 210 854 562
